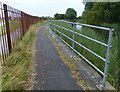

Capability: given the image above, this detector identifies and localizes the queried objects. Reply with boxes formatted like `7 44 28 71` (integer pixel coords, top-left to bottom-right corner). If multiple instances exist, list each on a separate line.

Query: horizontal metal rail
50 26 106 62
50 26 105 75
49 20 114 90
50 20 113 31
50 23 108 47
50 26 104 75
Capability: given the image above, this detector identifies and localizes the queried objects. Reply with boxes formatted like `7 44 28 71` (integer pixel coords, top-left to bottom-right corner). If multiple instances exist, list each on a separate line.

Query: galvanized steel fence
0 2 46 62
48 20 114 90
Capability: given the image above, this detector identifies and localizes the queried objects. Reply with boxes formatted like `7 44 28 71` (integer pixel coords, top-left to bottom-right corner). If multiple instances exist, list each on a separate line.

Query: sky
0 0 85 17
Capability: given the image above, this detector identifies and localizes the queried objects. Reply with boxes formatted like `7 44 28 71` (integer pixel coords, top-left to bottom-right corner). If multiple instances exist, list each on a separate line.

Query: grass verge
2 21 45 90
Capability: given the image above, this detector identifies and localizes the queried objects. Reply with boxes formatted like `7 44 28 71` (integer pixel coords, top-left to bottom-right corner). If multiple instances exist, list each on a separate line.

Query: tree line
54 8 81 20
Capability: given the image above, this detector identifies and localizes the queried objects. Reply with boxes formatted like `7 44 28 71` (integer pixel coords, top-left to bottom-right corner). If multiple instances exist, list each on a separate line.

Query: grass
9 20 21 32
2 21 46 90
0 25 6 36
50 21 120 89
0 19 21 36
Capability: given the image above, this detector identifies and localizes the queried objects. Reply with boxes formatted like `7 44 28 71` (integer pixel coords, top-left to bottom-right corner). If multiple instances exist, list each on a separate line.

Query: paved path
34 24 83 90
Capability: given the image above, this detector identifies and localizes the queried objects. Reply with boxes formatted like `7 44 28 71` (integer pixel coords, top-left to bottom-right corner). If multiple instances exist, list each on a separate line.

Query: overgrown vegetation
2 21 45 90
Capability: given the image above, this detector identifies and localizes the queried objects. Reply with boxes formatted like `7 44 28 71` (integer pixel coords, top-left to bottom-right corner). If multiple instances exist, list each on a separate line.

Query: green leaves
54 13 66 20
66 8 77 20
82 2 120 24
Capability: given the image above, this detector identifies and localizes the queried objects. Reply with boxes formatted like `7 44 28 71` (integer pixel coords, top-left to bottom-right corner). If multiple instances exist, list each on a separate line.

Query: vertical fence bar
0 3 5 61
60 21 62 39
18 11 22 40
71 23 75 58
54 22 56 38
96 29 114 90
10 7 14 48
4 6 10 57
48 20 51 35
3 4 12 53
102 29 113 89
21 11 25 36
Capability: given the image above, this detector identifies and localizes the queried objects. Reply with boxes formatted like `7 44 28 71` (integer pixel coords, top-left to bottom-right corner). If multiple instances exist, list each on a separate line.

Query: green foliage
54 13 66 20
83 11 103 25
54 13 59 20
92 2 120 23
77 16 82 20
65 8 77 20
82 2 120 25
85 2 95 11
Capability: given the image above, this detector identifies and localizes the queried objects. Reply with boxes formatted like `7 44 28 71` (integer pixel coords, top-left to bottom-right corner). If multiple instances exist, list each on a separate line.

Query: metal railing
48 20 114 90
0 2 47 62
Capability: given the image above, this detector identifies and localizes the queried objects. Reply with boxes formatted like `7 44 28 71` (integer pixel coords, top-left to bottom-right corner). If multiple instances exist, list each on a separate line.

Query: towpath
34 24 83 90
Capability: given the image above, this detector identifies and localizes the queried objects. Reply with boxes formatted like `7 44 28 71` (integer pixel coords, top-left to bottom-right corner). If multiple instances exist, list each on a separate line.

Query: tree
85 2 95 11
54 13 59 20
77 16 82 19
59 14 66 19
65 8 77 20
82 2 120 24
83 11 103 25
92 2 120 23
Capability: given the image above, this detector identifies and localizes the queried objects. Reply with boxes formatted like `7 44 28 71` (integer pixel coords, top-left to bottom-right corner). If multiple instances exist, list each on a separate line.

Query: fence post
60 21 62 39
103 29 113 89
54 22 56 38
48 20 51 35
71 23 75 58
97 29 113 90
21 11 25 36
3 4 12 53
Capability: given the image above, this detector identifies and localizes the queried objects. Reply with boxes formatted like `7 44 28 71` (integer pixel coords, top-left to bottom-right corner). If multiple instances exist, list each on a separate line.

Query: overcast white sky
0 0 85 17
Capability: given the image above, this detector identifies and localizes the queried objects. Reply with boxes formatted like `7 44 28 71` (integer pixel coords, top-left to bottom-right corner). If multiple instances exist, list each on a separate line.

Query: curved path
34 24 83 90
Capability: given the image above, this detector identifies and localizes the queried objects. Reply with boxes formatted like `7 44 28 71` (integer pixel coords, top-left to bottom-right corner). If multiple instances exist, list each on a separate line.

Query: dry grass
2 21 46 90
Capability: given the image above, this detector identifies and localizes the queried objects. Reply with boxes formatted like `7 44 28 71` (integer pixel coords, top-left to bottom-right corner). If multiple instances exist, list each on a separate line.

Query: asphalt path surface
34 24 83 90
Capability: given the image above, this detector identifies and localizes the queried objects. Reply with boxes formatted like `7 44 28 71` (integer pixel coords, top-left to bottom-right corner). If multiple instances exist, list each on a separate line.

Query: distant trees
54 13 59 19
54 13 66 20
54 8 77 20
